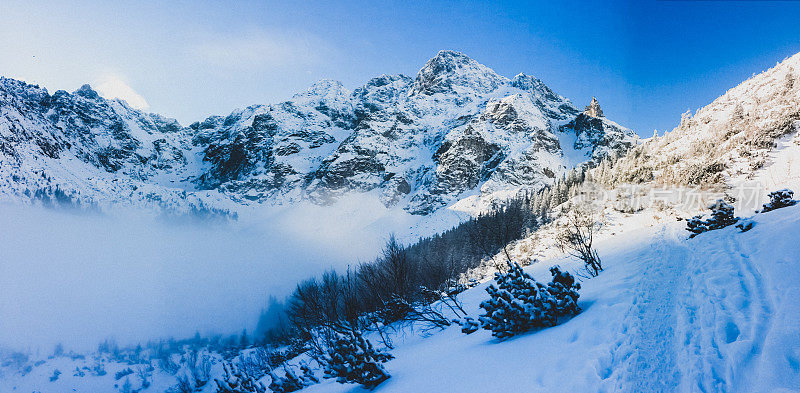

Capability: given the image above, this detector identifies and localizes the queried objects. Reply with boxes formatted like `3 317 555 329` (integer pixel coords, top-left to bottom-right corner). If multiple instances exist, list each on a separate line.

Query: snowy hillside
596 52 800 192
0 51 638 216
299 207 799 393
3 190 798 392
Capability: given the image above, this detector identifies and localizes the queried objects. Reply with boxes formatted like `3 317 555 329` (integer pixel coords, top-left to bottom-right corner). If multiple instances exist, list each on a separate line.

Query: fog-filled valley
0 196 460 353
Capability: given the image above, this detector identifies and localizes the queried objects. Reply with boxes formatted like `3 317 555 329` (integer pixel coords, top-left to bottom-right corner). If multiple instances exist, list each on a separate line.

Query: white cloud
190 28 332 71
94 73 150 110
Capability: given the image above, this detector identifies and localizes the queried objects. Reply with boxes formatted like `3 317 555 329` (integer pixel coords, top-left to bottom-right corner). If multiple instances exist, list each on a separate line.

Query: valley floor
2 205 799 393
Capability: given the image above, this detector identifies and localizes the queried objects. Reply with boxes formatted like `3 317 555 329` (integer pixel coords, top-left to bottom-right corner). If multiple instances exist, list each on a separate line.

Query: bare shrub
215 361 268 393
557 207 603 277
186 350 212 390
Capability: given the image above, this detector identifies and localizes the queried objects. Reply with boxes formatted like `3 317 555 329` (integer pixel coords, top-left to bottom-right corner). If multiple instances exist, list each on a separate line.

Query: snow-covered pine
477 263 580 339
686 199 740 238
460 317 480 334
547 266 582 316
267 363 317 393
760 188 797 212
214 361 268 393
321 330 393 389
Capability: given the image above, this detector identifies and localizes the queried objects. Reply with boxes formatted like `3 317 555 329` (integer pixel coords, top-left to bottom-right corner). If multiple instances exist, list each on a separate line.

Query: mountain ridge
0 50 638 215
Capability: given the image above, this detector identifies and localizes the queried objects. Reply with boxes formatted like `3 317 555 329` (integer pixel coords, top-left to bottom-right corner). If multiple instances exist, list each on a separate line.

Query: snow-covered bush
547 266 582 316
760 189 797 213
477 264 581 339
321 330 393 389
173 350 213 392
460 317 480 334
686 199 739 238
114 367 134 380
233 349 273 381
91 362 107 376
736 220 755 232
214 361 268 393
267 369 302 393
267 363 318 393
158 355 181 375
376 296 415 325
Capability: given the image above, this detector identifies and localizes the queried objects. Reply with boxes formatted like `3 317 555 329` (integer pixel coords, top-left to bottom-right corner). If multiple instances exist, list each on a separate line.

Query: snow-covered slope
601 52 800 190
3 197 798 393
0 51 638 215
304 205 798 393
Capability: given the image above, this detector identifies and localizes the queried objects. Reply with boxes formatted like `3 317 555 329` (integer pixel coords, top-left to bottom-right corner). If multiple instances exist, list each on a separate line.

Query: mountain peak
297 79 345 96
410 50 506 96
74 84 99 100
428 50 474 65
290 79 350 106
583 97 604 117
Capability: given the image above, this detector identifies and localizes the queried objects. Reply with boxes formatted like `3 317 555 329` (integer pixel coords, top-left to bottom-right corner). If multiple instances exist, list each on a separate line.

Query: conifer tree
321 330 393 389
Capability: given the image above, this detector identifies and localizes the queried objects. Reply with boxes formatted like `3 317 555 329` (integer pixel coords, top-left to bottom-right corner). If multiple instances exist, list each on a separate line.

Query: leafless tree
378 234 416 302
557 206 603 277
394 287 470 334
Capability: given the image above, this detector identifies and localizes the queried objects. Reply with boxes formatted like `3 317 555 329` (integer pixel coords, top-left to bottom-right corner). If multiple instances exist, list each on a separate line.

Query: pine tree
687 199 739 237
477 263 580 339
547 266 581 316
760 189 796 213
321 330 393 389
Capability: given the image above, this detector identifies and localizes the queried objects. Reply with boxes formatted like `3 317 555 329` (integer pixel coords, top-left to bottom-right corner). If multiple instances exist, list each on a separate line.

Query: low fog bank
0 195 461 353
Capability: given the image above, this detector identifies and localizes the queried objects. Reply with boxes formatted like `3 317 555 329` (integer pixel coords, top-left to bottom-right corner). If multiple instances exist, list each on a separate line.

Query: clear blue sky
1 0 799 135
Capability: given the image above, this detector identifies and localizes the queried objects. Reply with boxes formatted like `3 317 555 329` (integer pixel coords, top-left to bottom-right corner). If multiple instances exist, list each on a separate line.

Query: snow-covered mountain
0 51 637 215
5 50 800 393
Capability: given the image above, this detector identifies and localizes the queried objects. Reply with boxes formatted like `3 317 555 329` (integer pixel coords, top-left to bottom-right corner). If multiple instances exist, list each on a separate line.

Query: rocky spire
583 97 604 117
75 84 99 100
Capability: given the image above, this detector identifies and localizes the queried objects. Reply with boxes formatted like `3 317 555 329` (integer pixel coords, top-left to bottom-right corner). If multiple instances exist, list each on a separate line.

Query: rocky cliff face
0 51 638 214
583 97 604 118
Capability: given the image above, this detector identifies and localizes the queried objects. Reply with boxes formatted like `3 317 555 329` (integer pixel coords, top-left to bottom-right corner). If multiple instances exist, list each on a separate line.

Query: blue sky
1 0 799 135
